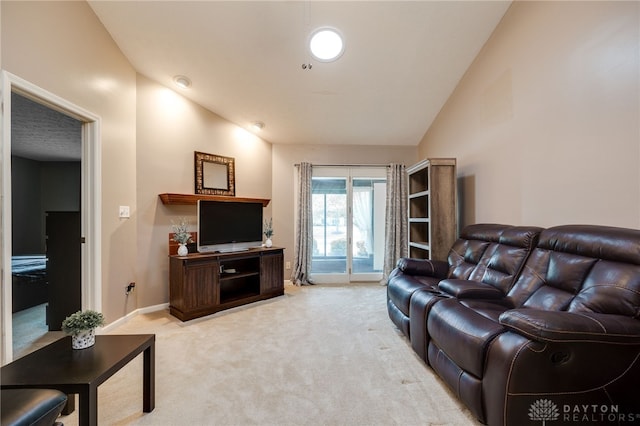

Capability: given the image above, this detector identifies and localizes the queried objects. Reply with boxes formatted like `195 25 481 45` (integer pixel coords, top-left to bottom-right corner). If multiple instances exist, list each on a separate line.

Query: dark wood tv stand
169 247 284 321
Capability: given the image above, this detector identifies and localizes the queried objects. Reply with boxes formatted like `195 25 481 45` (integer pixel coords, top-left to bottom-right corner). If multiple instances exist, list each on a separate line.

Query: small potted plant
264 218 274 248
62 310 105 349
172 217 193 256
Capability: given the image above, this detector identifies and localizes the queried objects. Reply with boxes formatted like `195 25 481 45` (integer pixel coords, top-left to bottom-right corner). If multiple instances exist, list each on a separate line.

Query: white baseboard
100 303 169 333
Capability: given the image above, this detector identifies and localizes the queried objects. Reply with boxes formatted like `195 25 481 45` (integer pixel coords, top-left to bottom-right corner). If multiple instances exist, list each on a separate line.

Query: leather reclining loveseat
387 224 640 425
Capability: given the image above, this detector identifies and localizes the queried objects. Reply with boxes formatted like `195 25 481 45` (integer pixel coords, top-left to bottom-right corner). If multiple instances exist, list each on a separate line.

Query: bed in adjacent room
12 255 48 313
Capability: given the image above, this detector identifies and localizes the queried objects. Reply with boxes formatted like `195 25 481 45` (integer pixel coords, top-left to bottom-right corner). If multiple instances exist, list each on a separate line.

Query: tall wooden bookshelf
407 158 457 261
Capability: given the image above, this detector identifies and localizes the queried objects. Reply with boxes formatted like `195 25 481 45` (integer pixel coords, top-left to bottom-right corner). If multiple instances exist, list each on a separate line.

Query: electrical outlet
125 282 136 295
285 261 291 270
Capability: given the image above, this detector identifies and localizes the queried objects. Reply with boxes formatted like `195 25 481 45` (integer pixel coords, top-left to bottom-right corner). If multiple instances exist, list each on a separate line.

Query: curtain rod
294 163 391 168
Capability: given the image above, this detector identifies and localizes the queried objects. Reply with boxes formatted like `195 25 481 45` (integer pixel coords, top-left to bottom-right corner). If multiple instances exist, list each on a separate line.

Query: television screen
197 200 263 252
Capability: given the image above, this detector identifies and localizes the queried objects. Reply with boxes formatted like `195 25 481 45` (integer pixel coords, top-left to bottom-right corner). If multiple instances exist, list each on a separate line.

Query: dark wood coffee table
1 334 155 426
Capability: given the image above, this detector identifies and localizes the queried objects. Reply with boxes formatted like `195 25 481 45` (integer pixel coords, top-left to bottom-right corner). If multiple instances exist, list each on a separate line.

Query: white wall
419 1 640 229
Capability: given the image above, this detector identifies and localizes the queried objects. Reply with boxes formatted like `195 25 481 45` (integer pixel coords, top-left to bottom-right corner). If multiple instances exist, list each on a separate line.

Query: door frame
1 71 102 364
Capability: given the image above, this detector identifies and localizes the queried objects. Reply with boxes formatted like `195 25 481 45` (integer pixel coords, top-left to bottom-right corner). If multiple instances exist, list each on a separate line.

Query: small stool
1 388 67 426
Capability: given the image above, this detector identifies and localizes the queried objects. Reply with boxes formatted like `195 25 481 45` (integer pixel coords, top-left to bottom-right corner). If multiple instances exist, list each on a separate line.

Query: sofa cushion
508 225 640 313
567 260 640 317
428 298 507 378
459 299 512 322
541 224 640 265
448 239 492 278
448 224 542 294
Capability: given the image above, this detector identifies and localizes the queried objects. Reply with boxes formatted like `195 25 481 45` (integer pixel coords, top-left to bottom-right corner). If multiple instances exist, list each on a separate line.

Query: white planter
177 243 188 256
72 328 96 349
265 238 273 248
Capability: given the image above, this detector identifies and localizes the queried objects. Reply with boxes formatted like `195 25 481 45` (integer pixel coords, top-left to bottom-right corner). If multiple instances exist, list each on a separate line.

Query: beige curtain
383 164 408 281
292 162 314 285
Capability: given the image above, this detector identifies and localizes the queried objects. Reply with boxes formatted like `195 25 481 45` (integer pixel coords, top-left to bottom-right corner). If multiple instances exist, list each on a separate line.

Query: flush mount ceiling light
251 122 265 132
173 75 192 89
309 27 344 62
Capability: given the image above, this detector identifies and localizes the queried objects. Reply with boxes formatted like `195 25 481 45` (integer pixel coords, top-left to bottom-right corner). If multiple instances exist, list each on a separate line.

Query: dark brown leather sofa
387 223 542 354
387 224 640 425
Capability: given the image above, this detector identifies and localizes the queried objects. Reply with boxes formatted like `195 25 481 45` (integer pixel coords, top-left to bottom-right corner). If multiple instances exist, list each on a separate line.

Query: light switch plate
119 205 130 218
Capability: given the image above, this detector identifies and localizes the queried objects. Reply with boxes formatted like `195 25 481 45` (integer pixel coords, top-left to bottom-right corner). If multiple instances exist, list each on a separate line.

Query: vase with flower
263 218 274 248
172 217 193 256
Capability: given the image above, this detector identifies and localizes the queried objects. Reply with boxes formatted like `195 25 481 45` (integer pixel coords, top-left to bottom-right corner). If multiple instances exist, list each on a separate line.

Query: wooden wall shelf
159 193 270 207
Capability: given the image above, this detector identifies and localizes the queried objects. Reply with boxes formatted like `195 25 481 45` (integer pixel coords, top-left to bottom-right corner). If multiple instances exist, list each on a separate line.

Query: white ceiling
88 0 512 146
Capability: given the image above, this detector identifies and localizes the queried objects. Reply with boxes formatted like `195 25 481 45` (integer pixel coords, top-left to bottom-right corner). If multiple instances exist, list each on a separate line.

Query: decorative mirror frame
194 151 236 196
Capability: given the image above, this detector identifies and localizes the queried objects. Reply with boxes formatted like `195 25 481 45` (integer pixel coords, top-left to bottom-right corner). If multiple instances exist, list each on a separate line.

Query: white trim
1 72 14 364
81 120 102 313
100 303 169 334
0 71 102 364
136 303 169 315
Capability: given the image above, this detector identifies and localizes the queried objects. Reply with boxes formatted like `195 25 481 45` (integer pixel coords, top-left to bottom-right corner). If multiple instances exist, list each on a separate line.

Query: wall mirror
194 151 235 196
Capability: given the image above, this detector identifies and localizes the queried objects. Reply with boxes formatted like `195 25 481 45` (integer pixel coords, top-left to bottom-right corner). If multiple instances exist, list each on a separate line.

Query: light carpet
58 283 479 425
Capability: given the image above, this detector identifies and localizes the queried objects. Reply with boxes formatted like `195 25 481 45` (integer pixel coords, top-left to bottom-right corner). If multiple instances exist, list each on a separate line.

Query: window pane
311 178 347 273
352 179 386 274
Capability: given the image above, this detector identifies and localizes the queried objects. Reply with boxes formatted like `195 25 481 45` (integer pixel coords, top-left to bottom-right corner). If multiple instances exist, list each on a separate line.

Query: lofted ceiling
87 1 512 146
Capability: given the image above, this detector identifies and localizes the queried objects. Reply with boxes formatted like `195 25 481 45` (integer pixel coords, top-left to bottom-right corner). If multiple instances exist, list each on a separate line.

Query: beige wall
7 0 636 328
1 1 138 324
135 74 272 307
419 1 640 229
1 2 273 322
271 144 417 274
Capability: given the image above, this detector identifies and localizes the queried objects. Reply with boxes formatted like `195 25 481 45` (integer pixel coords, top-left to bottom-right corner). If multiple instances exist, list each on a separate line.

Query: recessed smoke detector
173 75 192 89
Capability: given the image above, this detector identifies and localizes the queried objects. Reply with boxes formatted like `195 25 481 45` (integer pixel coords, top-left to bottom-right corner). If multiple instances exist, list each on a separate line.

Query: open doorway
1 71 102 364
11 92 82 358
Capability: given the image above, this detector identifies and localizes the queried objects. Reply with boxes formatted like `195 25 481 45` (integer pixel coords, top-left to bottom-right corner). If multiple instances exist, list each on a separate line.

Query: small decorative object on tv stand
264 217 274 248
171 217 193 256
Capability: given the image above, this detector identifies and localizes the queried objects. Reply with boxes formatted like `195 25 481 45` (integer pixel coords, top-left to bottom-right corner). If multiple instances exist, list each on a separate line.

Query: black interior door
46 211 81 330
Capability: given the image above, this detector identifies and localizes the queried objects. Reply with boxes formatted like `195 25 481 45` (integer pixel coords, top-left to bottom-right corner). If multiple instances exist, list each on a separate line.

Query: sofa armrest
499 309 640 344
395 257 449 278
438 279 504 299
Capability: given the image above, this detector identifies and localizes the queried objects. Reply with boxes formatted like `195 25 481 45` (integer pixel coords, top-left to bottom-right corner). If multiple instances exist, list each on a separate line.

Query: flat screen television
197 200 263 253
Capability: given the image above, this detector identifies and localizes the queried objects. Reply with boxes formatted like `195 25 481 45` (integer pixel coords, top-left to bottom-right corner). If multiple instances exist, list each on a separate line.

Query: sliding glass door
311 167 386 283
